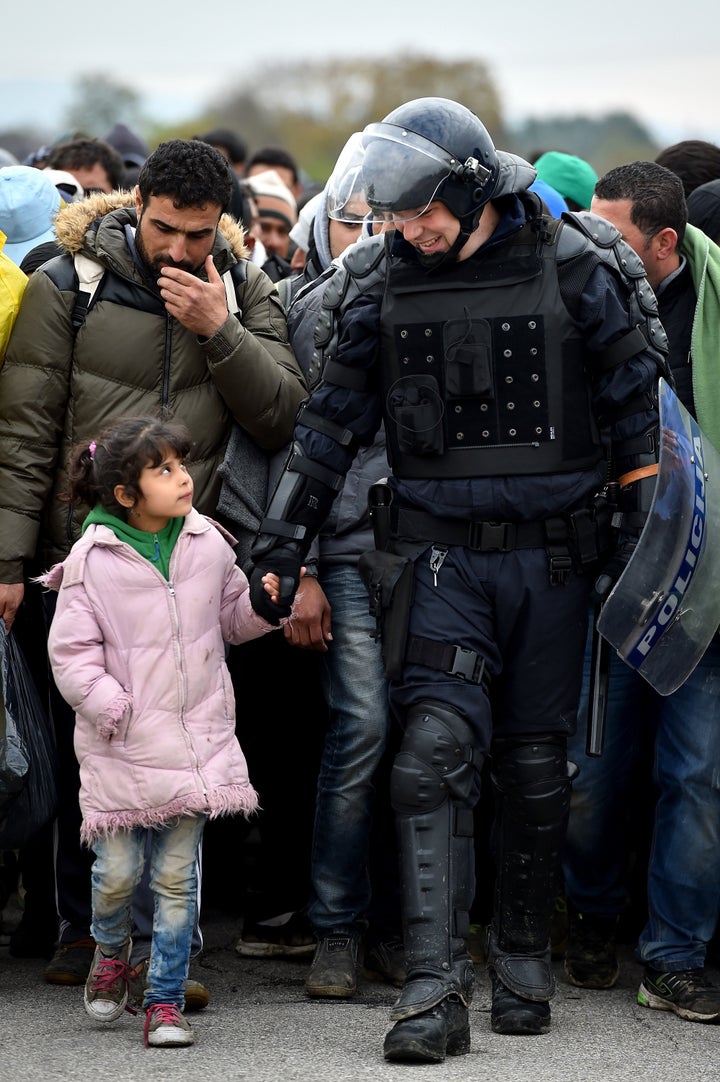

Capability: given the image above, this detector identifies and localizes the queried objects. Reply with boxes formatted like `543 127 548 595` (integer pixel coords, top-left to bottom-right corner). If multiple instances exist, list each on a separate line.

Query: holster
358 549 414 680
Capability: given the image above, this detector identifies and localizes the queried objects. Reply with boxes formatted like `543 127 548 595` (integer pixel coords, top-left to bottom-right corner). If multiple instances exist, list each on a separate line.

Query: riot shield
597 378 720 695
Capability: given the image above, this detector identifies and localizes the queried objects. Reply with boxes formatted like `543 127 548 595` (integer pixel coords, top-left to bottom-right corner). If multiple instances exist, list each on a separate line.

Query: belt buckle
472 521 512 552
448 646 484 683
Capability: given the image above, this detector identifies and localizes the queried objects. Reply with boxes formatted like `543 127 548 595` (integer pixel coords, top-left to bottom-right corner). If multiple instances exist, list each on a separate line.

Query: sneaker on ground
564 908 620 989
144 1003 194 1047
363 937 406 988
45 937 97 985
84 939 134 1022
305 932 359 998
638 966 720 1023
235 910 315 958
128 958 210 1012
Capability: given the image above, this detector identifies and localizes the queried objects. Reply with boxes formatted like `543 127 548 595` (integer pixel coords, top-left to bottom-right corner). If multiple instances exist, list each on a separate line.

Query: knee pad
391 700 482 815
491 734 571 828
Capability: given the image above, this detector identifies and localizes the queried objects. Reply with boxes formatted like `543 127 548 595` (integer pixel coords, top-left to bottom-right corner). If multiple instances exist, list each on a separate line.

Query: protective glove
249 550 303 626
591 540 636 605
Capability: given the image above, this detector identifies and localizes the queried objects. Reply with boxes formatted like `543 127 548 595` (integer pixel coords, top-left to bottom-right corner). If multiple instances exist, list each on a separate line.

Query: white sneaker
83 939 133 1022
144 1003 195 1047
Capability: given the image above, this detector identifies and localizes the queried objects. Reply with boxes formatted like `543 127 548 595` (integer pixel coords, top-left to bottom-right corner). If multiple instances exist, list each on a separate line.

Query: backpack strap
72 252 106 330
69 251 247 328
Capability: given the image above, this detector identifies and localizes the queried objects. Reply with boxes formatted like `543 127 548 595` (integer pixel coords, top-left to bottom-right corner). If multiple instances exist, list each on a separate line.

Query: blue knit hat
0 166 62 265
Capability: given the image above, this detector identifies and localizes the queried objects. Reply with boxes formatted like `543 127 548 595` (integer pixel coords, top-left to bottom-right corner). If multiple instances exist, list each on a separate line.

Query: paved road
3 907 720 1082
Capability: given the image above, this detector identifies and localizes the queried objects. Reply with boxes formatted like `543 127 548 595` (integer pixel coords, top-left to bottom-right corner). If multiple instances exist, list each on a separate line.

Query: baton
586 606 610 757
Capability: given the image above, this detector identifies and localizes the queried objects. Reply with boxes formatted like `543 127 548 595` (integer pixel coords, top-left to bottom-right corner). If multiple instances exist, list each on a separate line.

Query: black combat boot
382 702 481 1062
488 942 552 1034
383 991 471 1062
487 735 572 1036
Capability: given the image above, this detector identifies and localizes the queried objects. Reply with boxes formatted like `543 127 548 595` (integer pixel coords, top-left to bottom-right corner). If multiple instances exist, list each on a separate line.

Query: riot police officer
248 98 669 1062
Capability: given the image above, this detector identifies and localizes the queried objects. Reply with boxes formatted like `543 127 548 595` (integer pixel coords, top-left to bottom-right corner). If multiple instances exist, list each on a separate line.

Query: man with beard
247 98 671 1061
0 139 306 1002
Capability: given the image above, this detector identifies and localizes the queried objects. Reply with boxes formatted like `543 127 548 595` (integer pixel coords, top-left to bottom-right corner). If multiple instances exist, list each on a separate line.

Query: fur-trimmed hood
52 189 250 261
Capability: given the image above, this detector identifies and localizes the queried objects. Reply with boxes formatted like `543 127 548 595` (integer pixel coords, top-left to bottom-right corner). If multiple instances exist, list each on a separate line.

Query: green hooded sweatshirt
82 505 184 581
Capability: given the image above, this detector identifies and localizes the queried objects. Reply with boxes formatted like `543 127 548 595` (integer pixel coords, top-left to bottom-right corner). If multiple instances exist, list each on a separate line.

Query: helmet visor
360 122 458 223
325 132 371 224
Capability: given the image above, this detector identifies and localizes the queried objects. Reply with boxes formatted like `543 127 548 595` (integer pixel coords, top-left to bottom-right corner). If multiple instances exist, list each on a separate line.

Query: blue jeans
90 815 206 1007
564 625 720 970
308 564 393 935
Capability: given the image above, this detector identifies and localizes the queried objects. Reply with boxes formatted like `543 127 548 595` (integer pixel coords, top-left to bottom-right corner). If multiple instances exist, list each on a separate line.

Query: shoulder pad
323 235 387 313
314 235 387 353
556 210 621 260
557 211 649 281
566 210 621 249
341 232 388 277
326 233 387 300
288 265 335 313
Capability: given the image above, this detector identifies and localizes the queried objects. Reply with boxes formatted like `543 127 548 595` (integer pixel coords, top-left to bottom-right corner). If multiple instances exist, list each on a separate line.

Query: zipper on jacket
167 580 201 779
151 534 160 561
162 318 173 411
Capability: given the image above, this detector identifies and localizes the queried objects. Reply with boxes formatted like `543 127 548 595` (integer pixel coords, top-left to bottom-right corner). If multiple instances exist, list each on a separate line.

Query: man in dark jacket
0 139 306 997
563 160 720 1025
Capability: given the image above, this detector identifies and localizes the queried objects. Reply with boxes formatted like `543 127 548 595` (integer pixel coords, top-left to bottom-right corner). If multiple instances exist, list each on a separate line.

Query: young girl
40 415 293 1049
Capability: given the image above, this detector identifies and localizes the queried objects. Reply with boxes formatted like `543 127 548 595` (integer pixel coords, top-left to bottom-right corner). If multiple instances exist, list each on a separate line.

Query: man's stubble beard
415 249 448 270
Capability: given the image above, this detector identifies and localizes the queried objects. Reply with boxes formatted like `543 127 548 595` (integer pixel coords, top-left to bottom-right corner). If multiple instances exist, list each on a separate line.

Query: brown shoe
45 938 97 985
305 933 358 998
184 978 210 1012
128 957 209 1012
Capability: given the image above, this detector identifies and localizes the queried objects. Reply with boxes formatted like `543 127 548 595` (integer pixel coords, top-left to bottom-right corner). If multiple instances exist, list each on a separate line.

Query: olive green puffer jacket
0 192 306 580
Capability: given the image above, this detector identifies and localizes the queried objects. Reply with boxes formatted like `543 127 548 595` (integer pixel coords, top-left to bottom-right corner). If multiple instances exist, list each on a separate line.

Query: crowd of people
1 104 720 1059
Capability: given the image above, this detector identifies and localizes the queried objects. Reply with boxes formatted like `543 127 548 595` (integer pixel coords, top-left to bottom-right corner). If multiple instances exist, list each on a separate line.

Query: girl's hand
262 567 306 603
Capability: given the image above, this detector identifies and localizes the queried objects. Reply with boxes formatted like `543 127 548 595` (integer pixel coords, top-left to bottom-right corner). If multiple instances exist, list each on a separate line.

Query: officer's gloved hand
249 551 303 626
592 540 636 605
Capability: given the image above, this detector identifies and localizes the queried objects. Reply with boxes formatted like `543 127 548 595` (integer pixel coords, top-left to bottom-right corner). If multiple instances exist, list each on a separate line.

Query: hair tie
88 440 97 460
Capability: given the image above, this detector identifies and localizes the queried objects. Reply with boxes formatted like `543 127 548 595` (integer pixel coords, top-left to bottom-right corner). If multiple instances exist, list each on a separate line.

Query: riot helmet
361 97 499 231
325 132 370 224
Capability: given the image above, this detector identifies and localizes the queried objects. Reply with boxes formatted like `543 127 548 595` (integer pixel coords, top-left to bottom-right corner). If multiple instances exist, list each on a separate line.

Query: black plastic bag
0 622 57 848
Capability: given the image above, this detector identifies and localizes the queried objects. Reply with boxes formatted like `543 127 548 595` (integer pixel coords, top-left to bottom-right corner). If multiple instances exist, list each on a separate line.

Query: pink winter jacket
41 509 280 845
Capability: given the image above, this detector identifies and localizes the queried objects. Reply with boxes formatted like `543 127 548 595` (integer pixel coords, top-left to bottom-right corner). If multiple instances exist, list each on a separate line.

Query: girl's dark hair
65 416 192 516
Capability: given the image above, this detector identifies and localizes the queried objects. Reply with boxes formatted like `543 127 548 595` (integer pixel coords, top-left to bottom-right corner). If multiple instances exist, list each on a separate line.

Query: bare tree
62 75 146 138
210 54 503 183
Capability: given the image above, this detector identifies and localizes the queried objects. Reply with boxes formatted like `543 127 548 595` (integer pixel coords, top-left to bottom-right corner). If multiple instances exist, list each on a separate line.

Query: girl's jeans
90 814 206 1007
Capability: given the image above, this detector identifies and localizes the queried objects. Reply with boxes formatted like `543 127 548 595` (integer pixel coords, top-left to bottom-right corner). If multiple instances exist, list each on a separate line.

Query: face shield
325 132 371 224
360 122 493 224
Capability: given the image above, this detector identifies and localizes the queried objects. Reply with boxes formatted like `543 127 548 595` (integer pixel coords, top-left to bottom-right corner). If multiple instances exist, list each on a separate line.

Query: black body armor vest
379 220 603 479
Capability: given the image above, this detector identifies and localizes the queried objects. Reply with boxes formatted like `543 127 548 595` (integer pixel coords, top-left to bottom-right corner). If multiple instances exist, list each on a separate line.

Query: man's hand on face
158 255 229 338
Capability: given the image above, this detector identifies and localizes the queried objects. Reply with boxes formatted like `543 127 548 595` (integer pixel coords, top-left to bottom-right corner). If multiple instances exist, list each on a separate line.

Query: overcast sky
3 0 718 148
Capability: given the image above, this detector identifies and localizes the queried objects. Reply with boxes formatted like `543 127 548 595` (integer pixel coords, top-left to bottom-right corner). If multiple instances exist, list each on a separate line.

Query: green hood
83 504 183 580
